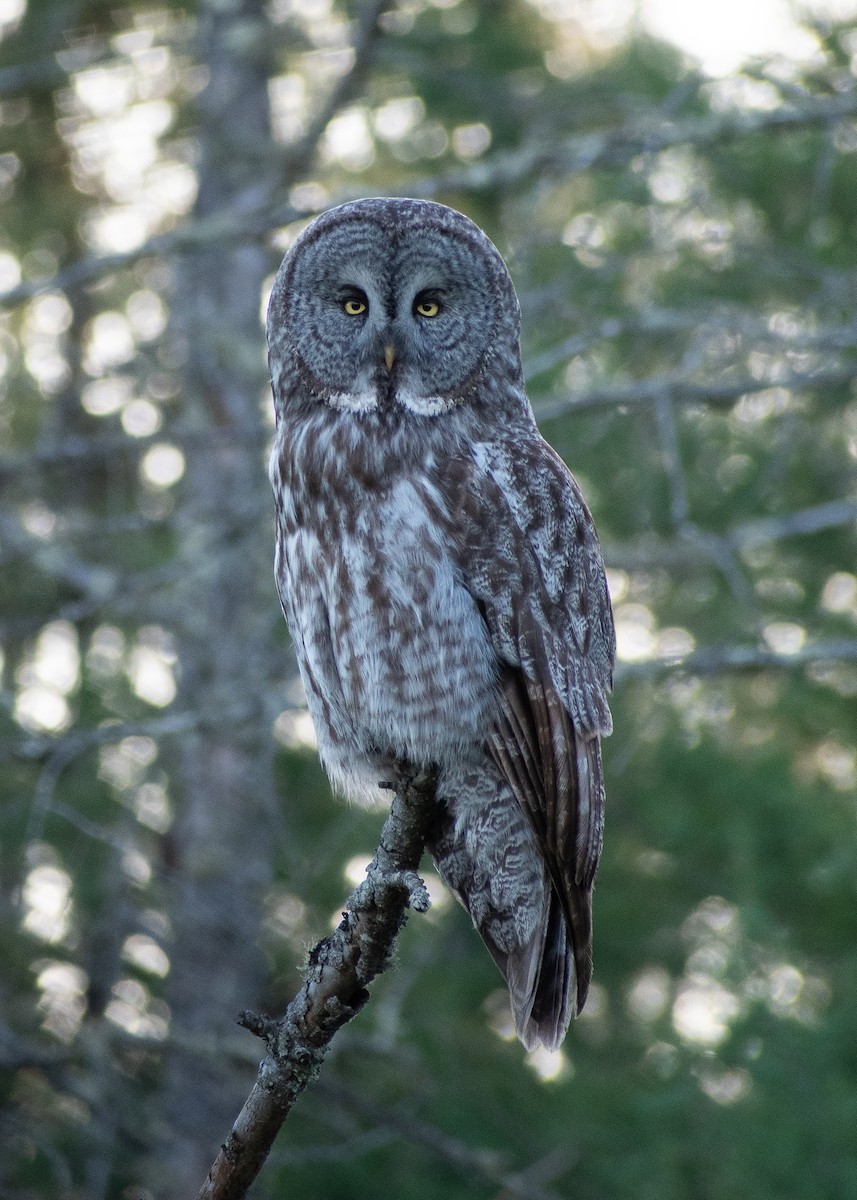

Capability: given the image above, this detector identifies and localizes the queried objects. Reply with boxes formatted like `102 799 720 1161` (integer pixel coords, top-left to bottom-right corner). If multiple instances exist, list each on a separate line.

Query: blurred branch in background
4 86 857 308
2 0 857 1198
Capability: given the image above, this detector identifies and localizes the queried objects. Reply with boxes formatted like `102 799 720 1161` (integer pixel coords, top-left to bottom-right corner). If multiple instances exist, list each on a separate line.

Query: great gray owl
267 197 615 1051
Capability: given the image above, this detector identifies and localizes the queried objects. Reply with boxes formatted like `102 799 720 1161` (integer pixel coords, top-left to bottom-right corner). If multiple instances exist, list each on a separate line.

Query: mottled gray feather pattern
267 197 615 1051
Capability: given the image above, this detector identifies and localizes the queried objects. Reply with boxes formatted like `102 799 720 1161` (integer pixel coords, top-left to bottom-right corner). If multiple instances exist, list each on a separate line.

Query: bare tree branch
404 89 857 198
523 307 857 382
730 497 857 547
615 637 857 681
276 0 395 186
0 1 393 310
535 362 857 419
196 765 439 1200
5 89 857 309
313 1078 572 1200
602 496 857 572
3 353 854 483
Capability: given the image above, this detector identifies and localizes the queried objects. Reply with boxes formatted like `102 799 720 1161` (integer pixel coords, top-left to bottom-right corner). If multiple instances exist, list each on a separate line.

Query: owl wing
443 431 615 1015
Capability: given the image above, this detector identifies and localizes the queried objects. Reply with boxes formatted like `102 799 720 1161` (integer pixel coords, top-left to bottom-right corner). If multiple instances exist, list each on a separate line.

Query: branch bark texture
197 766 439 1200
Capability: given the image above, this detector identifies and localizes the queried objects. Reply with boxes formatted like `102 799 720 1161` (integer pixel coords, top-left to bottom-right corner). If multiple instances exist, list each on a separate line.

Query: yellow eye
415 299 440 318
343 298 367 315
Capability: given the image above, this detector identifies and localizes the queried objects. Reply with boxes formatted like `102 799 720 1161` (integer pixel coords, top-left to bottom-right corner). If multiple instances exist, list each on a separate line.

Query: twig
196 765 440 1200
653 388 690 528
313 1077 570 1200
14 709 216 844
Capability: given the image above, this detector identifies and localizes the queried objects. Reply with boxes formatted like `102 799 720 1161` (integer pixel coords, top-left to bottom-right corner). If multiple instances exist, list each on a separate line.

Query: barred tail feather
513 891 573 1052
473 877 574 1052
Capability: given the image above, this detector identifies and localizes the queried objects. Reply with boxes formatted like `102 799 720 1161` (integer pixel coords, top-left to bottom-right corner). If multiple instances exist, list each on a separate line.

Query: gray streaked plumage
267 197 615 1050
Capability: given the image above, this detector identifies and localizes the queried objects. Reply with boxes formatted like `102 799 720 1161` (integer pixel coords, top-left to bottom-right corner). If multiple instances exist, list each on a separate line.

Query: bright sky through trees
642 0 857 73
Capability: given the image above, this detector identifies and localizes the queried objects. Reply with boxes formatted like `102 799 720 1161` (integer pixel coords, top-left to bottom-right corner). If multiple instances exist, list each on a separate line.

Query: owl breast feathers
267 197 615 1051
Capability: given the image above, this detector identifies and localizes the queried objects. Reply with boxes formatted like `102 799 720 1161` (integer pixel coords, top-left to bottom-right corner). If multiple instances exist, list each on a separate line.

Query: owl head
267 198 523 418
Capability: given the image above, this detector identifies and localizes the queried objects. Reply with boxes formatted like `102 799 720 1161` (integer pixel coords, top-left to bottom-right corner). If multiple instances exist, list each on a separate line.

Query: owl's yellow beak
383 344 396 371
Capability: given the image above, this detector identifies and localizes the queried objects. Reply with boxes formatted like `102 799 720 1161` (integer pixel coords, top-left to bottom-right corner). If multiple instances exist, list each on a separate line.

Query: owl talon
390 869 431 912
360 866 430 913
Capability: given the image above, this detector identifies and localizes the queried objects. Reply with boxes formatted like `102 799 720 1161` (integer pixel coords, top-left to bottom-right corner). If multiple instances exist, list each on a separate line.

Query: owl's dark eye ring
414 298 441 318
343 296 367 316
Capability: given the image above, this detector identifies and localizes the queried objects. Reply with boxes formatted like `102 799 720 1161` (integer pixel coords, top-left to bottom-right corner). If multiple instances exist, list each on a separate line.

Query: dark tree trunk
154 1 280 1190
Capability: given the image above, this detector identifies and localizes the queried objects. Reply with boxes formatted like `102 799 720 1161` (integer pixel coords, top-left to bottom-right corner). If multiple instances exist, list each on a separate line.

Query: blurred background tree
2 0 857 1196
